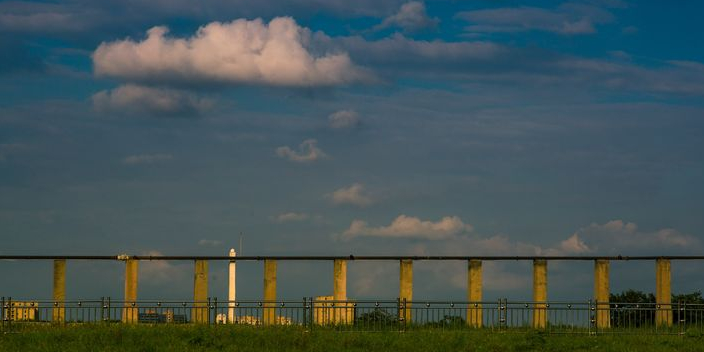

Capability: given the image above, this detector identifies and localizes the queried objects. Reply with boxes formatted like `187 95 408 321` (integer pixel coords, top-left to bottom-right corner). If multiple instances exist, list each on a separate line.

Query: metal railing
3 255 704 260
1 297 701 334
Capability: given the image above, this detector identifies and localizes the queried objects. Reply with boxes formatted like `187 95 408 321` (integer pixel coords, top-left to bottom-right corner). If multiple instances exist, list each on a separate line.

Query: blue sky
1 0 704 302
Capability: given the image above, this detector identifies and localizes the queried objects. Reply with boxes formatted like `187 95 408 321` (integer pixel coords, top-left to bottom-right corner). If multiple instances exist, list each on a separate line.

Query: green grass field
1 324 703 352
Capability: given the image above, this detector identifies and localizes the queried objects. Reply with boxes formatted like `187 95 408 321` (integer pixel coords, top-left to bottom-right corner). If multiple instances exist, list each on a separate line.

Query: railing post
500 298 507 330
678 300 684 335
100 297 105 322
402 297 408 332
588 299 595 335
107 297 112 322
7 297 11 326
396 297 402 331
2 297 9 326
309 297 315 331
656 258 673 328
208 297 213 325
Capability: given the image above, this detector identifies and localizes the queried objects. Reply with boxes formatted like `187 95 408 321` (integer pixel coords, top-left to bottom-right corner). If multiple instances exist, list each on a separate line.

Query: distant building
314 296 354 325
137 309 186 324
3 301 39 322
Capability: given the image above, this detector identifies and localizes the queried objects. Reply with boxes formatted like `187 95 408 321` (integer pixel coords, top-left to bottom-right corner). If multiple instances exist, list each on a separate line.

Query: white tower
228 248 237 323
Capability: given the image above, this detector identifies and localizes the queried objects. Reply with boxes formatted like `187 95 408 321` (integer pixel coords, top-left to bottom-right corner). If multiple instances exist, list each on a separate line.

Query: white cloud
343 214 473 240
329 183 373 207
374 1 439 32
276 139 327 163
93 84 213 116
198 239 222 246
138 250 188 284
122 153 174 165
551 220 699 255
274 212 310 222
341 218 699 297
338 216 697 254
558 233 590 254
328 109 360 129
93 17 369 87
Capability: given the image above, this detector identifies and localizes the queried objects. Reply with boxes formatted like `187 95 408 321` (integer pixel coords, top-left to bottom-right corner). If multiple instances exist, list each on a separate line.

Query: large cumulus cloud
93 17 370 87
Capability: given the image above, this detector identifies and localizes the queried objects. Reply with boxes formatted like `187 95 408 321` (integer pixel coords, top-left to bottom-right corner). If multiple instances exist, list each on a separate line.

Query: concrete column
399 259 413 323
263 259 277 325
333 259 350 324
594 259 610 329
192 260 209 324
228 249 237 323
122 259 139 323
52 259 66 323
656 258 672 327
532 259 547 329
467 259 483 328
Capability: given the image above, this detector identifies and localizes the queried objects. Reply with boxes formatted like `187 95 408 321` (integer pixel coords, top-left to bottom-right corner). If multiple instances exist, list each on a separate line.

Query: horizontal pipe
2 255 704 261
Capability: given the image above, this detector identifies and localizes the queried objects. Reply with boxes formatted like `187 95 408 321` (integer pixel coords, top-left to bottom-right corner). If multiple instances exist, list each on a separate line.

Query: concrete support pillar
333 259 350 324
228 249 237 324
594 259 610 329
52 259 66 323
467 259 483 328
192 260 209 324
263 259 277 325
656 258 672 327
122 259 139 324
532 259 547 329
399 259 413 323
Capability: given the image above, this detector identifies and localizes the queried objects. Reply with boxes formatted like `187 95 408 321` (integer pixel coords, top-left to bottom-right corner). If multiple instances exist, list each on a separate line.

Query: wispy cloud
373 1 439 33
198 239 222 246
276 139 328 163
329 183 374 207
0 2 92 34
122 153 174 165
328 109 360 129
273 212 310 223
92 84 213 117
456 4 614 35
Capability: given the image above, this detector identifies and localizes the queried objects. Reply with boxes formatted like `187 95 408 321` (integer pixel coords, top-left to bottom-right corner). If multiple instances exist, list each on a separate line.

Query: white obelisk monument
228 248 237 323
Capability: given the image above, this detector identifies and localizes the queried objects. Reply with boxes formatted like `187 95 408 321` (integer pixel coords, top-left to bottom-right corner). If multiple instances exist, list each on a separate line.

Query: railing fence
2 296 700 335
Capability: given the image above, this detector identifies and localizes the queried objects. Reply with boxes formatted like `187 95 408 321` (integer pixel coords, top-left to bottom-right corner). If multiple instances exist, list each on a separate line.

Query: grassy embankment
1 324 703 352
